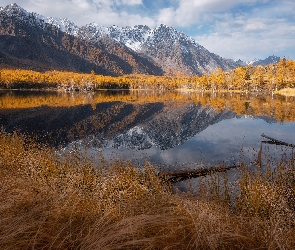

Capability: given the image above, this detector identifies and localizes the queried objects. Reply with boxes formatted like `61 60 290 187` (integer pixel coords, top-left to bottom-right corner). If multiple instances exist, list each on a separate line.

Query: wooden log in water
159 164 240 183
261 133 295 148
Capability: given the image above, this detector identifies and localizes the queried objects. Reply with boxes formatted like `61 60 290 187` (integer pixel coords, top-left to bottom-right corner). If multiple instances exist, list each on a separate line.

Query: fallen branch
159 164 240 183
261 133 295 148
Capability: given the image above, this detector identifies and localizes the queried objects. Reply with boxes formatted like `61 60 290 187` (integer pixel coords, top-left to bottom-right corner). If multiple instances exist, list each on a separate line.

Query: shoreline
0 87 286 94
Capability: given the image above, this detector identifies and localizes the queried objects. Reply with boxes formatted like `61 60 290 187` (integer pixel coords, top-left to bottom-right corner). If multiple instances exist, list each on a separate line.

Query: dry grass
275 87 295 96
1 130 295 249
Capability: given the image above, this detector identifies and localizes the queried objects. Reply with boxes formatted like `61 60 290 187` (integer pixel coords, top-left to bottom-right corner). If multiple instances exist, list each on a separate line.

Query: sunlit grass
275 87 295 96
1 130 295 249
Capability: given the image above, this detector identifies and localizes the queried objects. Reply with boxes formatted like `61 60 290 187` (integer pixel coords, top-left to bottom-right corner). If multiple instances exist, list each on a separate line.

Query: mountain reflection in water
1 90 295 167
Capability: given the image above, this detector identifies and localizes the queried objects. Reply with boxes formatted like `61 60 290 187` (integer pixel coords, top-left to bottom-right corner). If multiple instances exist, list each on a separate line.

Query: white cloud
244 21 266 32
120 0 142 5
157 7 176 26
155 0 239 27
0 0 152 26
154 0 287 29
195 15 295 61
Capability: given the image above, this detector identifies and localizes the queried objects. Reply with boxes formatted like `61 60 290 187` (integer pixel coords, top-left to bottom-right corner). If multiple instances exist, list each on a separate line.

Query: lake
1 90 295 171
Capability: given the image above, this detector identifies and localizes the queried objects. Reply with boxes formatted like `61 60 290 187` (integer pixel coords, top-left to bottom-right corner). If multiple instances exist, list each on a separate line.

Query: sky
1 0 295 61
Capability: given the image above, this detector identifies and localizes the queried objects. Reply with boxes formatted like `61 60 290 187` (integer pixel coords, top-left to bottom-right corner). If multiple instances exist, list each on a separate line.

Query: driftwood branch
159 164 240 183
261 134 295 148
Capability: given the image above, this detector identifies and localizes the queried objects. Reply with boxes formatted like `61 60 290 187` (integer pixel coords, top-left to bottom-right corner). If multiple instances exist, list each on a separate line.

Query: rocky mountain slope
0 3 163 75
78 23 239 75
0 3 240 75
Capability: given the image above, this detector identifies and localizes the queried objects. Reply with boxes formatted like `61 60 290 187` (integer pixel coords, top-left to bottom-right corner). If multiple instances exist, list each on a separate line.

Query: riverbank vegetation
0 58 295 92
1 130 295 249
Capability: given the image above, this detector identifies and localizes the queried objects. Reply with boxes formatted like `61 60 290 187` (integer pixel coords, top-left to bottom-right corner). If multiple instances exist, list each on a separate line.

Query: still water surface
1 90 295 169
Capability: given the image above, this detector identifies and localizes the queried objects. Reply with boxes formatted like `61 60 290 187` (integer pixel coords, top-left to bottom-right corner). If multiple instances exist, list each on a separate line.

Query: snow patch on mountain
46 17 80 35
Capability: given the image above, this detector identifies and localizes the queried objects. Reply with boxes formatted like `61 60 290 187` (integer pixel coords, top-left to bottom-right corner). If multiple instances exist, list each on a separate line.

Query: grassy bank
1 131 295 249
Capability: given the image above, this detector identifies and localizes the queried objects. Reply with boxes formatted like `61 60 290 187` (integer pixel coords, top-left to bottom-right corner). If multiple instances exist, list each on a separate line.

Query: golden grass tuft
1 130 295 249
275 87 295 96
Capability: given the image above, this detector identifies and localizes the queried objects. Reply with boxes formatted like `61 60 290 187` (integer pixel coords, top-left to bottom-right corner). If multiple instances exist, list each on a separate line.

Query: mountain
78 23 239 75
0 3 240 75
250 55 280 66
0 3 163 75
234 59 248 66
235 55 281 67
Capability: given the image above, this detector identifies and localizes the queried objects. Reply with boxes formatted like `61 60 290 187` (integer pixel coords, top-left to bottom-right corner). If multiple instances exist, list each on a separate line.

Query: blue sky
2 0 295 61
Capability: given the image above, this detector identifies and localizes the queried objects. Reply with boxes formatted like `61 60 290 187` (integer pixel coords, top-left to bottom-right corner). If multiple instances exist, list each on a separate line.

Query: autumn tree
276 58 287 88
233 67 247 90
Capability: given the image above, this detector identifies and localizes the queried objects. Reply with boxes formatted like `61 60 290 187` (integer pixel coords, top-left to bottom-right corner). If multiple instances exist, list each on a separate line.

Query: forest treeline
1 91 295 122
0 58 295 91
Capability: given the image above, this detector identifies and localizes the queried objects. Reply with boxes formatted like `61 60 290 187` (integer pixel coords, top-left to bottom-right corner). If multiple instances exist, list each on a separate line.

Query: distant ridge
251 55 281 66
235 55 281 67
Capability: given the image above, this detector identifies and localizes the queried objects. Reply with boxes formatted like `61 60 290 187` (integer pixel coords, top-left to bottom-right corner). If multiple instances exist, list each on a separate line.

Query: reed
1 130 295 249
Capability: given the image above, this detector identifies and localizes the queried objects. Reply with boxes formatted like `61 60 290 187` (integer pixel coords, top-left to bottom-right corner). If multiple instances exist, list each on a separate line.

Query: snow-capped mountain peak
0 3 241 75
2 3 40 21
248 58 259 65
0 3 81 36
76 21 240 74
235 55 281 67
3 3 26 15
45 17 79 35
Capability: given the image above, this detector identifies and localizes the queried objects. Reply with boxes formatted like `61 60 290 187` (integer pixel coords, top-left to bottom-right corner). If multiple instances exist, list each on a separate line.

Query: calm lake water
1 90 295 170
